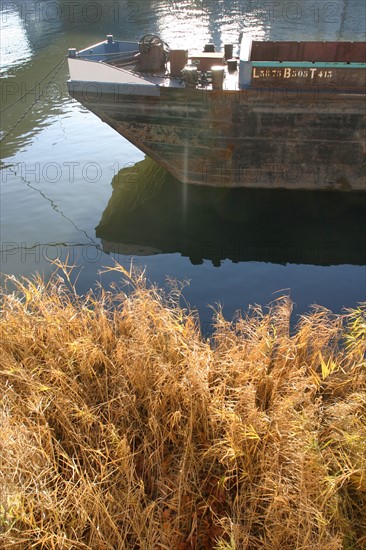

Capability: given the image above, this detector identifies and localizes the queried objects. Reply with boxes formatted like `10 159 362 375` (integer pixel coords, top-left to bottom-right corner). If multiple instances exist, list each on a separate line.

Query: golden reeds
0 263 365 549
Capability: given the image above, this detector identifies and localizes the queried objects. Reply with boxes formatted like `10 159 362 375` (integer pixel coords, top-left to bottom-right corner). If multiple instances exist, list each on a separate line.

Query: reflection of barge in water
67 34 366 191
96 158 366 266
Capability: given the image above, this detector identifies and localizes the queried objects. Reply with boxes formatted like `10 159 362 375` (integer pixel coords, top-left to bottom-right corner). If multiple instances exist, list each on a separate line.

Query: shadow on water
96 157 366 267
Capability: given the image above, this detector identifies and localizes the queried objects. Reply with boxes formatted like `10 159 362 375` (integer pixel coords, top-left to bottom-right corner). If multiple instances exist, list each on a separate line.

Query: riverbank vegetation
0 264 365 549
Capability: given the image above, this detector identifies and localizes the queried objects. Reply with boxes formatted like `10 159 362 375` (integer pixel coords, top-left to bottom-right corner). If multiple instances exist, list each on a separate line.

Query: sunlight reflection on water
0 9 32 76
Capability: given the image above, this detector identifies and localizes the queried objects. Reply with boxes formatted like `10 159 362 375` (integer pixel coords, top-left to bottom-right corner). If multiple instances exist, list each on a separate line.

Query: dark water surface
1 0 365 327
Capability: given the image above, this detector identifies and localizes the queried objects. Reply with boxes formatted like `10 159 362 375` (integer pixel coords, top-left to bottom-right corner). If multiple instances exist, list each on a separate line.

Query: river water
1 0 365 329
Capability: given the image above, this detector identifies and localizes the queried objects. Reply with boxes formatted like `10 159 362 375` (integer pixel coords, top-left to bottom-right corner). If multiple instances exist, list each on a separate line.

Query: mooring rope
78 50 139 58
0 57 67 144
3 164 103 250
1 57 67 113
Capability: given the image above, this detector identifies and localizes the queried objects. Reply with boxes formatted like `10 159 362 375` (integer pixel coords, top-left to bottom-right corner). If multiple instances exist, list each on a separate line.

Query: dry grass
0 262 365 549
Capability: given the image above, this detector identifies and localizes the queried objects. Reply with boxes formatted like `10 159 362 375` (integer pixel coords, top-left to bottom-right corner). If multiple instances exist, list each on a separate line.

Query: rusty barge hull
67 35 366 190
69 85 365 191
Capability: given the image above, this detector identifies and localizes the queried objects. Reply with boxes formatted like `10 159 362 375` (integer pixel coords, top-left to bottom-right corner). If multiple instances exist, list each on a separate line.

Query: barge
67 34 366 190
